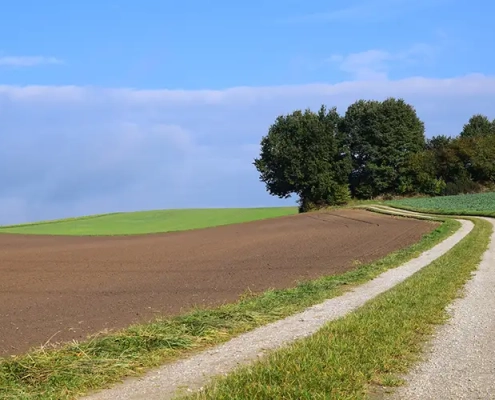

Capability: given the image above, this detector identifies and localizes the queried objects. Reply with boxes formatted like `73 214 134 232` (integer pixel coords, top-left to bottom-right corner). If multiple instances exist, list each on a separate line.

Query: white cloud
1 74 495 225
0 56 63 67
329 44 435 80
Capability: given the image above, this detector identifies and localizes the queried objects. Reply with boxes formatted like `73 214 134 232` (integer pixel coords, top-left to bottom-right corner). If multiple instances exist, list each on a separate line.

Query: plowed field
0 209 436 356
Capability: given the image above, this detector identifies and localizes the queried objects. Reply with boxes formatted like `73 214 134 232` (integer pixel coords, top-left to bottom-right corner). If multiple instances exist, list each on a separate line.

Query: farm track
82 208 473 400
0 209 435 357
360 206 495 399
391 217 495 399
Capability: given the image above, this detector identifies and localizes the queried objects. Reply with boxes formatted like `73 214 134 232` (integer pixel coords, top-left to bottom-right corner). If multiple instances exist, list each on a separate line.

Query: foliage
461 134 495 183
460 114 495 138
340 98 426 199
443 178 482 196
255 102 495 208
417 133 495 195
254 106 351 212
399 150 446 196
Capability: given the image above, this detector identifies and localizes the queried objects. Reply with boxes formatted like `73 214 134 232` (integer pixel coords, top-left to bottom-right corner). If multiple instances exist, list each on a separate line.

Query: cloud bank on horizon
1 0 494 225
2 75 495 225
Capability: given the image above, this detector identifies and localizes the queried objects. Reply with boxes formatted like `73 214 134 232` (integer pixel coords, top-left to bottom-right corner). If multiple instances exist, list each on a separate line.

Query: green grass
188 217 491 400
0 219 454 400
0 207 298 236
388 191 495 217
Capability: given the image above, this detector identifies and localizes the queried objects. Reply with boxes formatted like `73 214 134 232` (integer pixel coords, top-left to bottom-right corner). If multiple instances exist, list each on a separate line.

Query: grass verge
187 217 491 400
0 220 456 400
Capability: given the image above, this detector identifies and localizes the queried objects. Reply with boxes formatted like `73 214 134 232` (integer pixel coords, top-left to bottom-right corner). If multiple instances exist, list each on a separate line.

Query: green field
389 192 495 216
0 207 298 236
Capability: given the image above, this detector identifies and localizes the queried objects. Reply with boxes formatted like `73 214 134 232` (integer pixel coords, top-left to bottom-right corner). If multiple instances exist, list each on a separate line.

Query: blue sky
1 0 495 224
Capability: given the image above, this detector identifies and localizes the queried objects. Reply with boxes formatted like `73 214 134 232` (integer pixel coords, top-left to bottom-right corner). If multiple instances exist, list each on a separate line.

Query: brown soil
0 209 437 357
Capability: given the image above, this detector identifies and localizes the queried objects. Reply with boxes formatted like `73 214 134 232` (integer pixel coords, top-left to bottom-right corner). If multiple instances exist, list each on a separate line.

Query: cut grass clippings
187 217 491 400
0 219 456 400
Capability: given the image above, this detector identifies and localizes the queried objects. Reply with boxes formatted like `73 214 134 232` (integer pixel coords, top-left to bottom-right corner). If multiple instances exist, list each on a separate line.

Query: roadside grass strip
0 219 455 400
187 216 491 400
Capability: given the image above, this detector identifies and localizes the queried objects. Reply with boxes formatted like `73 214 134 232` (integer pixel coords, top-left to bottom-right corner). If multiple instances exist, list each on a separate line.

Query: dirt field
0 209 436 357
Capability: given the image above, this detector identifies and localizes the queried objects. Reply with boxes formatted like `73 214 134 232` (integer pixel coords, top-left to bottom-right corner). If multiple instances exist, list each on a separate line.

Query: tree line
254 98 495 212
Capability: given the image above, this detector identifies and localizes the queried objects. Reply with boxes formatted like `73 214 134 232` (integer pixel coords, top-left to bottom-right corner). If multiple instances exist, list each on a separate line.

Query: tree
340 97 426 199
460 114 495 138
254 105 351 212
426 134 452 151
455 134 495 184
420 134 495 195
426 135 464 183
399 150 446 196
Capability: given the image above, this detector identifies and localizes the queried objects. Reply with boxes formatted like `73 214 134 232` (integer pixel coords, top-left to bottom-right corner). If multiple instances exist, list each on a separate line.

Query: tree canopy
254 106 351 212
254 101 495 212
460 114 495 138
340 98 425 199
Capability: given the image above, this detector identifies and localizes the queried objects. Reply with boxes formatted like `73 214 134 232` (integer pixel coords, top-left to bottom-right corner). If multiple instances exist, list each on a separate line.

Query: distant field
0 207 298 236
389 192 495 216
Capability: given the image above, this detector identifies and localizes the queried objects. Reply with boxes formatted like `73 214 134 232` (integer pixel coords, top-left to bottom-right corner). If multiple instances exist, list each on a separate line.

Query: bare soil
0 209 436 357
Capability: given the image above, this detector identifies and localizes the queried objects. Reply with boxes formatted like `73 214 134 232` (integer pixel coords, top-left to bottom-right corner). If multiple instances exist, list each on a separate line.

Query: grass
0 219 455 400
0 207 298 236
388 191 495 217
187 217 491 400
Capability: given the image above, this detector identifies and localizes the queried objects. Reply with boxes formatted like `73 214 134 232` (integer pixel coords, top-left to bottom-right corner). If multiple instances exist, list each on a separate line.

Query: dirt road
391 217 495 399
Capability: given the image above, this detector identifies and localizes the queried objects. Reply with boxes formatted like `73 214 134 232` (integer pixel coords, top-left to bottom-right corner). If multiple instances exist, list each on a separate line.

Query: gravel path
390 216 495 400
83 213 472 400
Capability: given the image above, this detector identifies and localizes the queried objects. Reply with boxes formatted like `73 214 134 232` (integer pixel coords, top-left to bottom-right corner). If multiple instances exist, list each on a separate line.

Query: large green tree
254 105 351 212
460 114 495 138
340 97 426 199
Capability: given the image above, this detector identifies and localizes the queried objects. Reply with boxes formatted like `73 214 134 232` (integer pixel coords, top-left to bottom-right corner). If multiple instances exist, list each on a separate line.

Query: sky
1 0 494 224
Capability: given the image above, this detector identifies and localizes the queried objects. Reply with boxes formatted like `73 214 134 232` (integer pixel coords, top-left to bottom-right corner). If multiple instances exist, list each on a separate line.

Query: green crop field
389 192 495 216
0 207 298 236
